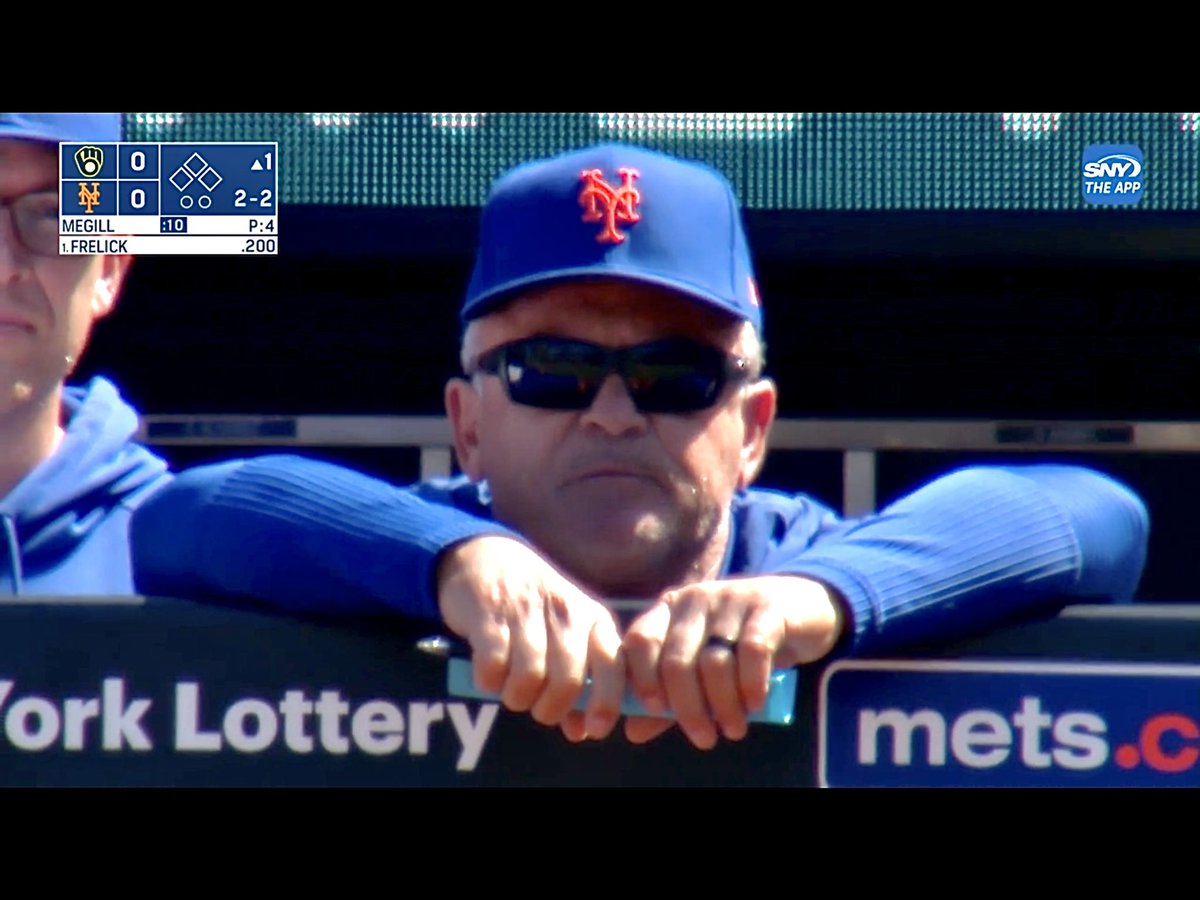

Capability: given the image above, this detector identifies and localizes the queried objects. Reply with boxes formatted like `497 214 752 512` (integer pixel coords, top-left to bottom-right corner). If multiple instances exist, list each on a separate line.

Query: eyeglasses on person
0 189 61 257
469 336 753 414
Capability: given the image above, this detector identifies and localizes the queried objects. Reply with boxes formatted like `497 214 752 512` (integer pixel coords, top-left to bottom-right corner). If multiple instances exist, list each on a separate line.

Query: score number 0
126 149 151 210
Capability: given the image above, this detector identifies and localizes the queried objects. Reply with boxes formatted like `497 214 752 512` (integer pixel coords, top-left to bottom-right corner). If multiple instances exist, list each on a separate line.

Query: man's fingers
698 640 748 741
438 536 640 736
560 711 588 743
469 616 511 695
530 590 590 726
583 615 624 740
624 716 674 745
624 600 671 714
657 590 717 750
699 600 750 738
436 537 540 700
737 602 785 712
500 598 548 712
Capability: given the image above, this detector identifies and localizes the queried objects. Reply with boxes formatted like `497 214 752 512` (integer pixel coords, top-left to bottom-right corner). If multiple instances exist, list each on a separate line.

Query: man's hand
436 535 624 741
621 575 844 749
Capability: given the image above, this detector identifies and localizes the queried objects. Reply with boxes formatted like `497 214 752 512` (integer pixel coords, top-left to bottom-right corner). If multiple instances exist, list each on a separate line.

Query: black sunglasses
470 337 752 414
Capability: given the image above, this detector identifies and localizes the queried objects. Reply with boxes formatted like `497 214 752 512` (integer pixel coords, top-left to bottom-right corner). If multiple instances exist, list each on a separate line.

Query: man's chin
559 506 673 555
540 520 681 597
565 561 672 601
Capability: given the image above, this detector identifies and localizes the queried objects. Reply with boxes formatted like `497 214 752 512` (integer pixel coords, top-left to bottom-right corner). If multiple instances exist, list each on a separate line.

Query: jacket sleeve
758 464 1150 655
130 454 520 621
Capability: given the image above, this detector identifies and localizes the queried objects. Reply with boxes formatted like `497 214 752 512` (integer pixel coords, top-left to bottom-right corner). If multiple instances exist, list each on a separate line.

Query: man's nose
0 206 30 283
579 373 648 437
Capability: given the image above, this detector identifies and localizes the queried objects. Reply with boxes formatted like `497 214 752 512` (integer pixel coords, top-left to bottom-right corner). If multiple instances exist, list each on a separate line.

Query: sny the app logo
1082 144 1144 206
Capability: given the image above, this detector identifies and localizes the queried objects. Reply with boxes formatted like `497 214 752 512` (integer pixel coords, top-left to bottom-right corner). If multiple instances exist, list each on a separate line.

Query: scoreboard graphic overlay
58 142 278 255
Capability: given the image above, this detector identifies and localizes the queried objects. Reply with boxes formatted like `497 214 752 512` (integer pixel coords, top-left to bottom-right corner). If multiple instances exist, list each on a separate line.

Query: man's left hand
621 575 844 750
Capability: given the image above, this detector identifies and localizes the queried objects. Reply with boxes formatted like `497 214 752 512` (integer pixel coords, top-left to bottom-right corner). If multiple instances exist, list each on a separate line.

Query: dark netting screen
122 112 1200 210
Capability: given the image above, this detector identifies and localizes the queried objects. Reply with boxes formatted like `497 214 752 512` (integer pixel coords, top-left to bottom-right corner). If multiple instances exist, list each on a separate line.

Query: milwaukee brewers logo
578 167 641 244
77 183 101 214
74 145 104 178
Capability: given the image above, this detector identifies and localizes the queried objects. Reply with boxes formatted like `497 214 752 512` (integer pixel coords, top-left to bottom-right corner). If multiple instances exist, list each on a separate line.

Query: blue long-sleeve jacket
0 378 170 594
129 455 1149 655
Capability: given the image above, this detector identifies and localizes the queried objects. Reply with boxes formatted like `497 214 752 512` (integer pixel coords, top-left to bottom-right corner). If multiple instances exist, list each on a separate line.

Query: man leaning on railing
128 143 1151 752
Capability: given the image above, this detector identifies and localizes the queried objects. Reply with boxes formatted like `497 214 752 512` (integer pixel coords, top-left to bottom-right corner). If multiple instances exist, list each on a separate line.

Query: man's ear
445 376 485 481
93 253 132 319
737 378 777 491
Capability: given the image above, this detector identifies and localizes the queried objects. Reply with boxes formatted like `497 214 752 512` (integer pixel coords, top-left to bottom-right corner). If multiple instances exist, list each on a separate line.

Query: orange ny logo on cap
578 167 641 244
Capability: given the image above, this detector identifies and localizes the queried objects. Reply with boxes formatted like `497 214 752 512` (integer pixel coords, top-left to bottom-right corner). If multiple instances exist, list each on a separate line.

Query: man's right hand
435 535 625 741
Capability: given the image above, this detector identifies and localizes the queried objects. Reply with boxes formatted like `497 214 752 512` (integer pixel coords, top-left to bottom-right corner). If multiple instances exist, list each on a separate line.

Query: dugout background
76 112 1200 601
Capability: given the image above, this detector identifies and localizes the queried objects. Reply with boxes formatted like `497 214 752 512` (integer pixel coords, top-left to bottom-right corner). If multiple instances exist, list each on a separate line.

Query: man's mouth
576 467 649 480
0 315 34 334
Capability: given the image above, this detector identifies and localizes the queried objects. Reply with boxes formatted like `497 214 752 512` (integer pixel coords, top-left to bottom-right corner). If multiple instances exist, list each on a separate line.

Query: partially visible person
0 113 168 593
131 142 1149 750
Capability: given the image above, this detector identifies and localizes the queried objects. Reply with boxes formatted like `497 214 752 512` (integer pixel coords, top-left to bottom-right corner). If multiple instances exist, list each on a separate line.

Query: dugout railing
136 414 1200 516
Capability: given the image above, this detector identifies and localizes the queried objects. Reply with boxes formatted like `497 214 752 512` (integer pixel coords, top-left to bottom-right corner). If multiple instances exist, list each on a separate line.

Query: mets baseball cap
0 113 122 144
463 143 763 332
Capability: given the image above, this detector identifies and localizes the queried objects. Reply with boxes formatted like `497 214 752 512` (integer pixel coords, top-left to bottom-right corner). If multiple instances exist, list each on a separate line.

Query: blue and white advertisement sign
819 660 1200 787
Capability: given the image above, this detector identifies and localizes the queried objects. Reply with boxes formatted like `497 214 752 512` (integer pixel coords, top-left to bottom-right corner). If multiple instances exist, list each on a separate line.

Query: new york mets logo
77 183 101 214
578 167 641 244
